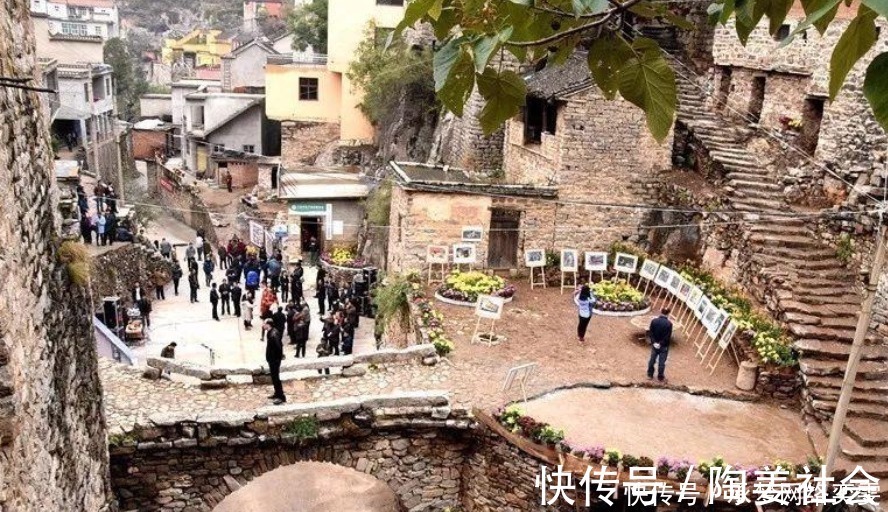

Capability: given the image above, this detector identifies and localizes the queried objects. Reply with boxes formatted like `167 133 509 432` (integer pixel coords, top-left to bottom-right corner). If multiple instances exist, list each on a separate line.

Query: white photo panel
639 260 660 281
685 286 704 308
654 266 673 287
427 245 449 264
677 279 693 302
695 296 712 321
718 320 738 349
461 226 484 242
524 249 545 268
561 249 578 272
707 309 729 339
453 243 476 264
614 253 639 274
667 273 683 295
475 294 505 320
584 252 608 272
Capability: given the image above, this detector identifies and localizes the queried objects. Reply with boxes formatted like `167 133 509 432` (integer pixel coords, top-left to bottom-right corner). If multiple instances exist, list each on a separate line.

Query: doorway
716 66 732 112
487 209 520 269
300 216 323 252
749 76 766 123
801 97 825 155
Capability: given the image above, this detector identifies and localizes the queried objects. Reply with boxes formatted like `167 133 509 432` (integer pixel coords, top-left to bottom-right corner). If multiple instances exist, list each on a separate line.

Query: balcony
266 54 328 66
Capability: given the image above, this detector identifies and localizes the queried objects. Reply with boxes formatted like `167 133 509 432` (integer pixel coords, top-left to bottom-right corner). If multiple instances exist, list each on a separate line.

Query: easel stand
705 334 738 375
471 316 504 346
530 266 547 289
427 262 447 286
561 270 578 295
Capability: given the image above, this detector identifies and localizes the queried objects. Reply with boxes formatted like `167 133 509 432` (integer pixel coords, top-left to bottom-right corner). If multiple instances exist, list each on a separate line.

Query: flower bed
320 245 367 269
436 270 516 305
592 279 651 315
493 404 823 481
411 290 454 357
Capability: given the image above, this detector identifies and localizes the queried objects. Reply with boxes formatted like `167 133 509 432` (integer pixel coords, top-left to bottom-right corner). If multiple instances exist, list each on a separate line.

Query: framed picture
525 249 545 268
707 309 729 339
584 252 608 272
639 260 660 281
677 279 693 301
667 273 683 295
461 226 483 242
654 266 673 287
427 245 448 264
718 320 738 349
475 294 505 320
560 249 578 272
453 243 477 264
685 286 704 308
614 253 639 274
249 220 264 247
695 296 712 321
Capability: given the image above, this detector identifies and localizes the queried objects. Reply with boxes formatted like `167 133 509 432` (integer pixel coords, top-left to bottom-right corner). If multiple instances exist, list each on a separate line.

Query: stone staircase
642 25 888 481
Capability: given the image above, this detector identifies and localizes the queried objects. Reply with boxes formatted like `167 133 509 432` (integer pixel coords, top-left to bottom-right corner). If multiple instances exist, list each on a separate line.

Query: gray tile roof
525 50 594 100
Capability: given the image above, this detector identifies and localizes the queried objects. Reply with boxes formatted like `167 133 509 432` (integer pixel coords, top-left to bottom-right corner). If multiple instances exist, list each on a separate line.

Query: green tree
398 0 888 140
288 0 328 53
103 38 148 121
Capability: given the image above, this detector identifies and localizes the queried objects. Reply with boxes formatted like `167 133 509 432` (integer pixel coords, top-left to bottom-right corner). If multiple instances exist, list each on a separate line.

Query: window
83 83 89 102
523 97 558 144
242 145 255 154
774 24 790 41
376 0 404 5
299 77 319 101
60 22 88 36
213 144 225 153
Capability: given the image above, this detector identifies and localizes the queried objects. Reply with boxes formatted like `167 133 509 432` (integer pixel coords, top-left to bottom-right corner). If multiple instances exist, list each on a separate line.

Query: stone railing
145 344 439 387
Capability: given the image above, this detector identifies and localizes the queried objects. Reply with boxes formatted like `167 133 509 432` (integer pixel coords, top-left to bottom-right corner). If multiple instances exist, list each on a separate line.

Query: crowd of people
145 232 363 405
76 180 128 246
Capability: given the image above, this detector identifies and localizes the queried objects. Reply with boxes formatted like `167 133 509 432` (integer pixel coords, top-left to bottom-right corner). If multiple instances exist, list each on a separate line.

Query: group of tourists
77 180 124 246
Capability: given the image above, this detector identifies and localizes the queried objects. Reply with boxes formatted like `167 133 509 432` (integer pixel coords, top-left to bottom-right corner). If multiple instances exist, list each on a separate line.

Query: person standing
326 279 340 313
219 279 232 316
188 268 200 303
203 239 212 264
137 297 152 328
131 283 147 303
294 298 310 358
94 181 106 212
160 238 172 259
242 293 254 330
203 257 215 287
171 260 183 296
316 314 335 375
267 256 282 293
245 268 260 294
315 282 326 317
218 245 228 270
573 285 596 344
224 170 233 193
272 305 287 335
264 319 286 404
152 268 168 301
185 243 196 262
96 212 107 246
195 234 205 260
209 283 220 321
308 237 319 267
647 308 673 383
231 281 243 317
106 210 117 245
279 271 290 303
341 312 355 355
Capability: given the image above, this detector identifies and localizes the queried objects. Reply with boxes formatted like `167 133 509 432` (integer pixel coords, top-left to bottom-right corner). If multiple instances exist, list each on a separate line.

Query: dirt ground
436 279 744 410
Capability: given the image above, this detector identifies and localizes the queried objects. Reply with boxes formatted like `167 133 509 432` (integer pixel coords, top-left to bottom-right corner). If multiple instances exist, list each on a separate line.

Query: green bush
836 234 854 264
284 416 319 441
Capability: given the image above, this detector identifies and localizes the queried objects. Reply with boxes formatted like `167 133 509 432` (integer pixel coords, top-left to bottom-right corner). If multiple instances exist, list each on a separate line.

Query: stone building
1 0 114 509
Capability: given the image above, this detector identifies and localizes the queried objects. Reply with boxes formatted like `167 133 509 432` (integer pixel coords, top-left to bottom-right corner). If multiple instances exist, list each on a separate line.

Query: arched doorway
213 461 402 512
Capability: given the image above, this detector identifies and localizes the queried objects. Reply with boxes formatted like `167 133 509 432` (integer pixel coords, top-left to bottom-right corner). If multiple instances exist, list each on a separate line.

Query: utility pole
822 218 887 489
87 64 101 180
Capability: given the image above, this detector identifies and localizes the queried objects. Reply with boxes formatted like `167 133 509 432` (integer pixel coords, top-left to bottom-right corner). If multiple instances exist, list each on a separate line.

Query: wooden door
487 209 520 269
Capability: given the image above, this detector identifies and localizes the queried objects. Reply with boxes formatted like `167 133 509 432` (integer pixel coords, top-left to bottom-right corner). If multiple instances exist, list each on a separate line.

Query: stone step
757 254 844 271
735 188 784 201
846 417 888 448
794 293 863 306
780 300 860 318
808 386 888 409
713 154 761 168
804 374 888 394
729 179 782 192
795 339 888 360
799 359 888 379
795 267 857 280
790 323 857 341
726 171 772 182
734 201 786 214
806 421 888 482
708 145 752 157
749 223 808 235
810 397 888 420
758 244 836 261
783 283 860 298
750 233 822 248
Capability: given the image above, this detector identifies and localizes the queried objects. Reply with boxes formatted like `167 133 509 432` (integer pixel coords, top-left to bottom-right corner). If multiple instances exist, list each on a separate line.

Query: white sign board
718 320 738 349
525 249 545 268
584 252 608 272
695 296 712 321
560 249 578 272
707 308 730 339
667 273 683 295
654 266 673 288
249 221 264 247
685 286 704 308
639 260 660 281
427 245 449 264
475 294 505 320
677 278 693 302
453 243 477 264
265 230 274 255
614 253 639 274
332 220 344 236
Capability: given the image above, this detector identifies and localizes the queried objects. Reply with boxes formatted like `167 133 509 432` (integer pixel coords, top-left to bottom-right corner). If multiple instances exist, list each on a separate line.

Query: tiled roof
389 162 558 198
525 50 594 100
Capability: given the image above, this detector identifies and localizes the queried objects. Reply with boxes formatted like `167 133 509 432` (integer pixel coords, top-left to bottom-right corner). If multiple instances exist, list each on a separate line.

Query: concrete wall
139 94 172 118
326 0 403 74
226 44 272 90
265 64 342 122
206 104 265 154
32 16 104 63
0 1 113 509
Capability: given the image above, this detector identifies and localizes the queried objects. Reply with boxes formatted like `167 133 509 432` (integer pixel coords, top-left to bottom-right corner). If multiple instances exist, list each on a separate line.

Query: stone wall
280 121 340 167
89 240 173 309
0 0 114 509
152 162 219 246
440 90 507 171
108 393 470 511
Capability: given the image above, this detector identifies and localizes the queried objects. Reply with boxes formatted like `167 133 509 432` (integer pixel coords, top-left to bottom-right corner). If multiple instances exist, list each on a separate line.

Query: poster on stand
428 245 449 264
584 252 608 272
707 308 730 339
639 260 660 281
453 244 477 264
560 249 578 272
249 221 264 247
614 253 639 274
654 266 673 288
475 294 505 320
525 249 545 268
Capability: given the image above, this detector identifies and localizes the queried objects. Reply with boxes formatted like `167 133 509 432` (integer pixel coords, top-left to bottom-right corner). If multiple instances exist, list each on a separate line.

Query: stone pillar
735 360 758 391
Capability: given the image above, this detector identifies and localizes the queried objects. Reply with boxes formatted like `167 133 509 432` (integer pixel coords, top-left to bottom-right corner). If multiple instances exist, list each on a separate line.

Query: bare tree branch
508 0 645 47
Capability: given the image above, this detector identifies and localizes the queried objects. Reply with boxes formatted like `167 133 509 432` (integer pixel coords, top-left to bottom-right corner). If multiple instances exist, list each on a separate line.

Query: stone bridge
109 392 479 512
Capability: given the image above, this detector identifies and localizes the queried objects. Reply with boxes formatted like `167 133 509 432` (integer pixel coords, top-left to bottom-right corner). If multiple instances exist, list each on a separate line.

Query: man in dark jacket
219 279 232 316
264 319 285 404
272 306 287 335
647 308 673 382
188 268 199 303
209 283 220 321
231 282 243 317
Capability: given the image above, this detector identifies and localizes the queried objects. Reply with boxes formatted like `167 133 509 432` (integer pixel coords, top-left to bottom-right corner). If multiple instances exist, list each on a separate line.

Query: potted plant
657 456 672 478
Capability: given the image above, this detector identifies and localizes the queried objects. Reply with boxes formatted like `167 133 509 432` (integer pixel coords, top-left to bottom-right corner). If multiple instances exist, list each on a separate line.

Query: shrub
432 338 454 357
593 279 649 312
438 271 514 303
321 245 366 268
638 456 655 469
373 273 414 334
284 416 319 441
621 454 640 468
536 425 565 445
604 449 622 466
836 234 854 264
582 445 605 463
58 241 90 286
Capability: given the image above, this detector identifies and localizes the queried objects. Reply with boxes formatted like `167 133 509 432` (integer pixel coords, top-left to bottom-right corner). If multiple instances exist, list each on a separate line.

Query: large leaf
617 43 676 142
427 0 444 20
587 35 634 100
393 0 436 38
782 0 842 45
735 0 764 45
438 49 475 116
473 35 500 74
862 0 888 18
863 52 888 132
432 7 458 40
433 37 464 92
829 6 878 99
476 69 527 135
754 0 794 35
572 0 608 15
663 11 696 30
